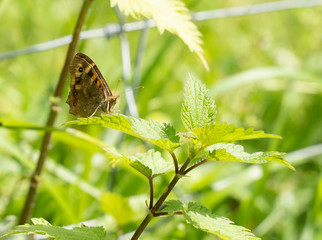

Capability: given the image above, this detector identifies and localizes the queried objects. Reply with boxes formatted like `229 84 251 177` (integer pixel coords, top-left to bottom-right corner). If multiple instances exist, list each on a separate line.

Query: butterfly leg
106 102 110 113
89 104 102 117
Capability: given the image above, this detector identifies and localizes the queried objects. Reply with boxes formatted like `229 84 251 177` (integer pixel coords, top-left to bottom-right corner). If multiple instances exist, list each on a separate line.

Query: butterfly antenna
119 86 144 96
114 79 121 94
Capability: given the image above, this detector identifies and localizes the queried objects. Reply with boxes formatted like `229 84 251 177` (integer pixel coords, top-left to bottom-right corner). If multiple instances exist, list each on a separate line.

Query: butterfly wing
66 53 113 117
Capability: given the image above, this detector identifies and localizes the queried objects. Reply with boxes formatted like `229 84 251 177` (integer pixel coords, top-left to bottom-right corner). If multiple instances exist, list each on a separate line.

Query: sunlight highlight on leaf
191 122 281 148
65 114 180 152
0 218 106 240
111 0 208 70
181 74 216 131
185 202 261 240
129 150 173 178
104 147 174 178
163 201 261 240
206 143 295 171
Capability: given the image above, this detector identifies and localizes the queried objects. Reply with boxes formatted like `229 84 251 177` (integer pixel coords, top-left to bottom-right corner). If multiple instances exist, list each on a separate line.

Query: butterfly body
66 53 118 118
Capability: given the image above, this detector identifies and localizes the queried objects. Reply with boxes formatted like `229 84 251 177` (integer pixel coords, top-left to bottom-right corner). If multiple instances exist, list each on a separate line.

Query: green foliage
0 218 106 240
128 150 173 178
65 114 180 152
164 201 261 240
111 0 208 70
181 73 217 131
163 200 185 215
191 122 281 149
104 148 173 178
206 143 295 171
63 74 291 239
1 73 294 240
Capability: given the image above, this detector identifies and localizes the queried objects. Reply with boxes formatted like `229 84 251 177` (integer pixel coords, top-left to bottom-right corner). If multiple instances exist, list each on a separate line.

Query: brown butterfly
66 53 118 118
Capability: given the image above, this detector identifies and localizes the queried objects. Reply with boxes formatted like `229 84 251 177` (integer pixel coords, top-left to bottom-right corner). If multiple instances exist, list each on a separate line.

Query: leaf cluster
2 74 295 240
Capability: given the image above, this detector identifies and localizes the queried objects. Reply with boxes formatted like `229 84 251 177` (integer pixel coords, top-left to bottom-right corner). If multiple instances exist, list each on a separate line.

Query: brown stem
153 211 183 217
149 177 153 209
170 151 179 173
131 154 192 240
183 158 208 175
18 0 94 225
131 175 180 240
131 213 154 240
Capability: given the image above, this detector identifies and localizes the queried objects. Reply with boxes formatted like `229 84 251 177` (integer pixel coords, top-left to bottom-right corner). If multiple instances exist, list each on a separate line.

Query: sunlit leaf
162 201 261 240
163 200 184 215
104 147 173 178
0 218 105 240
191 122 281 148
65 114 180 152
129 150 173 178
185 202 261 240
181 74 216 131
206 143 295 171
110 0 208 70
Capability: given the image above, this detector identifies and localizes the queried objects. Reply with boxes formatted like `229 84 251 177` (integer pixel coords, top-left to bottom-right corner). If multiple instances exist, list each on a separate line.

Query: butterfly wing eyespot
67 52 118 118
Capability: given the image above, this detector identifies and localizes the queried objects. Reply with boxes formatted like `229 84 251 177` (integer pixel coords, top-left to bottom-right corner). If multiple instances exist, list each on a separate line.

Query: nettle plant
2 75 294 240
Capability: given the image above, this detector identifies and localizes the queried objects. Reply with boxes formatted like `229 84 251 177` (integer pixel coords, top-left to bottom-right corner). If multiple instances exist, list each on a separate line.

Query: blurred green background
0 0 321 239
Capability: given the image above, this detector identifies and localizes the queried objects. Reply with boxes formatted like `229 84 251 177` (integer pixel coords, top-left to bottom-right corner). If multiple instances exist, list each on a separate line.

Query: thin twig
149 177 153 209
131 175 181 240
2 0 322 61
183 158 208 175
153 211 183 217
170 151 179 173
18 0 94 224
131 155 193 240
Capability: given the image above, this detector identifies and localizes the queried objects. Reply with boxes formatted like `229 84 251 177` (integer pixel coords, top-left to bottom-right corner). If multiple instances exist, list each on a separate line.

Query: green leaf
162 201 261 240
0 218 105 240
163 200 184 215
191 122 281 148
181 74 216 131
65 114 180 152
110 0 208 70
206 143 295 171
101 192 135 226
129 150 173 178
104 147 173 178
184 202 261 240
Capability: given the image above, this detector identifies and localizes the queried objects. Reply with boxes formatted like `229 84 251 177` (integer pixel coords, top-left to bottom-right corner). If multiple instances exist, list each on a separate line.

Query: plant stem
131 154 192 240
183 158 208 175
153 211 183 217
151 174 181 214
18 0 94 225
170 151 179 173
131 175 180 240
131 213 154 240
149 177 153 209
